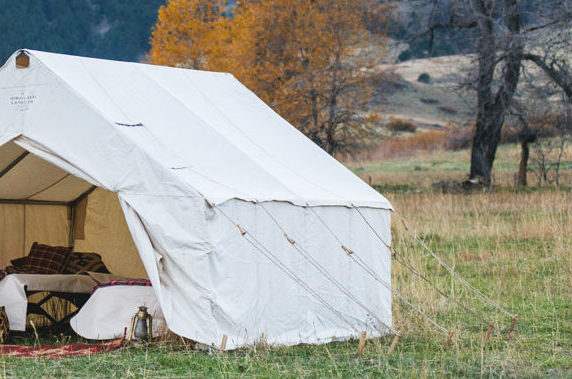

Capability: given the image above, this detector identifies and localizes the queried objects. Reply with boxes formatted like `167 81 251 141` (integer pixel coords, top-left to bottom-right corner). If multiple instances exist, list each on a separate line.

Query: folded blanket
91 279 151 295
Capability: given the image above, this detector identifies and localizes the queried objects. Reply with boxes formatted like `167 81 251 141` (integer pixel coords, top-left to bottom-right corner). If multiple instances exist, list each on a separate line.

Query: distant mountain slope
0 0 165 63
372 55 475 129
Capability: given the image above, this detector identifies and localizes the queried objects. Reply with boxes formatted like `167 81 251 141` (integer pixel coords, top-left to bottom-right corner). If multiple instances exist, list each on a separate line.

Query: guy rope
214 201 516 353
308 207 452 346
358 206 517 339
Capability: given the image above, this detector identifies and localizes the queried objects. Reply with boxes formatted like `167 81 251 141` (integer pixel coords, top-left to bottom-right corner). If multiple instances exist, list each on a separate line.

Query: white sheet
70 284 165 340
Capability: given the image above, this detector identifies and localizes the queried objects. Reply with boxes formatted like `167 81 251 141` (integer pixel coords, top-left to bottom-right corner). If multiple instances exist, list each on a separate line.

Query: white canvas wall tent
0 50 514 350
0 49 395 349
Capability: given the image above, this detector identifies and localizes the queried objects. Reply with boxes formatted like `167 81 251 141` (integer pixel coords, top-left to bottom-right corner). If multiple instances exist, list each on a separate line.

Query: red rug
0 329 126 359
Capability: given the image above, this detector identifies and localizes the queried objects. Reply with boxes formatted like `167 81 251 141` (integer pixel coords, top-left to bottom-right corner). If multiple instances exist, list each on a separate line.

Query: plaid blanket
91 279 151 295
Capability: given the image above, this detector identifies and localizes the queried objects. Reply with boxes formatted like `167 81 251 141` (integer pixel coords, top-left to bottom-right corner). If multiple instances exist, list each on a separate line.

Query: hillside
373 54 475 129
0 0 165 63
372 51 565 134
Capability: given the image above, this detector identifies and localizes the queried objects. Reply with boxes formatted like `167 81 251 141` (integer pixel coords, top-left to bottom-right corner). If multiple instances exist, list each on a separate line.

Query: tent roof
0 50 391 209
0 141 93 203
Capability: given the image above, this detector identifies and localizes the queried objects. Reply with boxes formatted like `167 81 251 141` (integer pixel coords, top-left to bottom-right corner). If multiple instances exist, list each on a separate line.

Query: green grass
349 140 572 190
1 147 571 377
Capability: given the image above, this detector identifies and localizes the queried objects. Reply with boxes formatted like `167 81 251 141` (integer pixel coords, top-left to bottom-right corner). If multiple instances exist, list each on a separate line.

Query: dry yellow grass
385 189 571 376
391 191 571 241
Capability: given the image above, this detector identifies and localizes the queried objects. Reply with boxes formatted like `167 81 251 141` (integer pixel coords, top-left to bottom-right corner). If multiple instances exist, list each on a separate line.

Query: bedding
0 242 147 336
71 280 164 340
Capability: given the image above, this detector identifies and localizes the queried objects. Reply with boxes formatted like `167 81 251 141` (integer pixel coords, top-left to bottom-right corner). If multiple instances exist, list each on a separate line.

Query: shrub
369 123 476 159
438 105 458 115
398 49 412 62
444 124 473 150
420 97 439 104
385 117 417 133
372 129 449 159
417 72 431 83
501 123 560 144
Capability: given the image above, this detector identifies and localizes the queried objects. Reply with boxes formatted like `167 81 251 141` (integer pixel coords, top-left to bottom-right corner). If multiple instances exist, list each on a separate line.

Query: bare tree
410 0 572 186
468 0 523 185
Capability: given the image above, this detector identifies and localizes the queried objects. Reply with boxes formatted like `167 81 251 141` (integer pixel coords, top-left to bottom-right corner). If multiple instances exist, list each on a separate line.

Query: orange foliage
148 0 227 69
148 0 393 155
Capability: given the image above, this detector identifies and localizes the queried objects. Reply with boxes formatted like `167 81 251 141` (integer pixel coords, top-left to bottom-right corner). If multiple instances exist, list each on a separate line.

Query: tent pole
69 203 76 248
0 152 29 179
0 199 69 206
72 186 97 206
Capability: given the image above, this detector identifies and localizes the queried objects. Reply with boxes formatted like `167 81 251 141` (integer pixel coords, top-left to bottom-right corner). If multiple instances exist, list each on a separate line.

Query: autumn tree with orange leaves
148 0 227 69
149 0 391 155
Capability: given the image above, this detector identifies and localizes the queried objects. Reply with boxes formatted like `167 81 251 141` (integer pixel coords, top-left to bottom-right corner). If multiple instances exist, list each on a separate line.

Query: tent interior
0 139 146 278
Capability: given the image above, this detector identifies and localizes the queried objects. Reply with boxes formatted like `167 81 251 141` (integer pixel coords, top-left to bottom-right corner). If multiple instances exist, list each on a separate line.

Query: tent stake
506 315 518 340
219 334 228 353
356 331 367 356
444 330 454 349
484 322 495 342
260 332 266 345
387 333 400 354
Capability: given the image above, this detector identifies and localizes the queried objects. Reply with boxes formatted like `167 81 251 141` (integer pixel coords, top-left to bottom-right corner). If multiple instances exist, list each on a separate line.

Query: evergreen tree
0 0 165 63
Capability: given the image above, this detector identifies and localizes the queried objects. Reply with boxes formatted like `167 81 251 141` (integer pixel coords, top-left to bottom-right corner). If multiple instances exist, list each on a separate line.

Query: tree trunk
518 140 529 186
469 0 523 185
325 53 341 155
470 110 506 183
309 88 321 147
326 91 338 155
469 0 499 184
517 127 538 187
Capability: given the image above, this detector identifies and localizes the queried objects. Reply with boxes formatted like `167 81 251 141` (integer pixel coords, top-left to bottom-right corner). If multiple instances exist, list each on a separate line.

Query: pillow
62 252 110 274
21 242 73 275
10 257 29 270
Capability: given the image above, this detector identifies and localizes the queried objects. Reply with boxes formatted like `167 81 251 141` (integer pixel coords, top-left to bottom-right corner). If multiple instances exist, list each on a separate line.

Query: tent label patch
9 91 37 111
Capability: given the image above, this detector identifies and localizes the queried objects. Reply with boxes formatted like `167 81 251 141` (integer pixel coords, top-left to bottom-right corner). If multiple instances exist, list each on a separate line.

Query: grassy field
1 146 571 378
349 139 572 189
